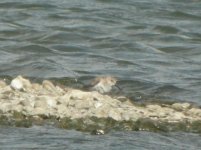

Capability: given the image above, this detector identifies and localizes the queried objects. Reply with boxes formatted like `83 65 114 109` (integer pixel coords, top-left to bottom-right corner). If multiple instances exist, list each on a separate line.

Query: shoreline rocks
0 75 201 133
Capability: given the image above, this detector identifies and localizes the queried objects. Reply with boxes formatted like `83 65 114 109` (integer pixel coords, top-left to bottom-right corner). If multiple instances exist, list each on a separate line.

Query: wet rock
91 129 105 135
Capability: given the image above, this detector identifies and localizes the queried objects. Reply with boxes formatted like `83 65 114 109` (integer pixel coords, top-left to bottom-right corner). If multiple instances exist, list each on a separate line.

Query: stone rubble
0 75 201 132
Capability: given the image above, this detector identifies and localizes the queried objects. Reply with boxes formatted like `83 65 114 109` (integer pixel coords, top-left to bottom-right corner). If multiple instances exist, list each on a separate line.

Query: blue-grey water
0 125 201 150
0 0 201 149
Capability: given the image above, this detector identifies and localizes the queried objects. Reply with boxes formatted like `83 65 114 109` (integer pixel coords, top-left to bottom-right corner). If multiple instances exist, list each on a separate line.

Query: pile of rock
0 76 201 133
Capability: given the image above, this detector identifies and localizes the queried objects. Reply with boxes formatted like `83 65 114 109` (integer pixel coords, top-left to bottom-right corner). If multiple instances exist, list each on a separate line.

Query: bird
89 76 120 94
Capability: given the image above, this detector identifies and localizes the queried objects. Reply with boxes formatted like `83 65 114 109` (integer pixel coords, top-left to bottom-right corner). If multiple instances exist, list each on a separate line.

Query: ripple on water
0 126 201 150
0 0 201 149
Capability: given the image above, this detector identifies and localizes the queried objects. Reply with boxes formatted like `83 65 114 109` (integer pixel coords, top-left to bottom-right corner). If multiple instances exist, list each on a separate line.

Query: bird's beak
113 84 122 91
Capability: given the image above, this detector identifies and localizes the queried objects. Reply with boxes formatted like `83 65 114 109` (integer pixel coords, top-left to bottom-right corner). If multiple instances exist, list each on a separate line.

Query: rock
108 109 122 121
146 105 162 111
169 112 185 121
10 76 32 91
33 107 49 116
12 104 23 112
57 104 67 113
32 83 41 91
22 106 34 115
34 100 48 109
10 77 24 91
122 109 140 121
187 108 201 117
91 129 105 135
42 80 56 92
0 80 6 88
56 104 69 118
94 102 103 108
69 90 92 100
17 76 32 89
0 102 12 113
57 94 71 105
35 96 57 109
55 86 65 94
172 103 191 111
1 75 201 133
20 99 35 107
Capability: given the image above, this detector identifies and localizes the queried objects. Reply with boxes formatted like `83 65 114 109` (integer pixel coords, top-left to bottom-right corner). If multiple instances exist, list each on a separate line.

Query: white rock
47 97 57 108
94 102 103 108
10 78 24 90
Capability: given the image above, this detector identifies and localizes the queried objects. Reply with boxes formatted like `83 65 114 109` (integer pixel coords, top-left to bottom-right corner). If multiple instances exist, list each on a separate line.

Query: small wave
170 10 201 20
16 44 53 54
0 2 56 10
153 25 179 34
154 85 188 93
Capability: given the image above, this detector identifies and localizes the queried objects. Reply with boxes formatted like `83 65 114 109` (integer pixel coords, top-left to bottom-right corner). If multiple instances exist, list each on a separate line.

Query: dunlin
89 76 120 94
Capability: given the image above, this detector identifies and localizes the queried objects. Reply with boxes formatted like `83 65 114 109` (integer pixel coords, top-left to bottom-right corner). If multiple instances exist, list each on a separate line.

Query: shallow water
0 125 200 150
0 0 201 149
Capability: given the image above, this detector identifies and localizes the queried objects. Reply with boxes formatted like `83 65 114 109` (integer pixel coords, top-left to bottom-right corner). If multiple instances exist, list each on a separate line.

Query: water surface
0 0 201 149
0 126 200 150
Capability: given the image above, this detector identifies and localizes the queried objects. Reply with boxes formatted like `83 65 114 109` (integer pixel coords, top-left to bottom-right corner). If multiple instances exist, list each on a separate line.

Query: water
0 0 201 149
0 125 200 150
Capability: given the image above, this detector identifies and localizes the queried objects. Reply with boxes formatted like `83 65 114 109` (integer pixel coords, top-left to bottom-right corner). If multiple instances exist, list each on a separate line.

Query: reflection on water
0 0 201 149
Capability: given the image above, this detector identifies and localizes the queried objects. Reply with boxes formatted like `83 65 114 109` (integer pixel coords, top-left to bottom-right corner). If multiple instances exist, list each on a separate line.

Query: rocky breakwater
0 76 201 133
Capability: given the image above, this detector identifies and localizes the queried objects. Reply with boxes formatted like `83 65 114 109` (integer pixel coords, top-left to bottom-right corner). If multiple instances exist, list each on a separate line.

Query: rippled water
0 0 201 149
0 126 200 150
